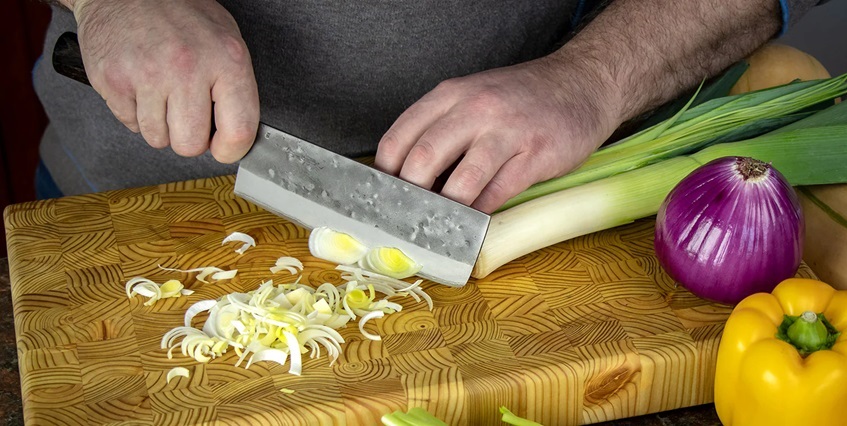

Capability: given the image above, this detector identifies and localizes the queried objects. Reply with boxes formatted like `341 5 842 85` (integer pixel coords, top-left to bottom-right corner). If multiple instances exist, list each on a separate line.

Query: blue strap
571 0 588 29
777 0 791 37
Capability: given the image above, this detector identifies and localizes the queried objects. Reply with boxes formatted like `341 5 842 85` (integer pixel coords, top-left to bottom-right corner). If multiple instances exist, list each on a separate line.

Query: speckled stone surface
0 257 721 425
1 259 24 426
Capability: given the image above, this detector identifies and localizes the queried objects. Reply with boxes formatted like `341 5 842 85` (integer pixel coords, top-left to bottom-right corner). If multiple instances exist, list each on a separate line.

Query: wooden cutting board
5 175 816 426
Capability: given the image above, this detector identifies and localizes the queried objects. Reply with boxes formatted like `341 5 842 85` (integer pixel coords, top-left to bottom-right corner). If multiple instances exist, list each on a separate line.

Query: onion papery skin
654 157 804 305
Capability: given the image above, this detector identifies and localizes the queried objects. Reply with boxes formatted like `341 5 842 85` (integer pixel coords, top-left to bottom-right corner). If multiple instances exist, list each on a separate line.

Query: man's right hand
71 0 260 163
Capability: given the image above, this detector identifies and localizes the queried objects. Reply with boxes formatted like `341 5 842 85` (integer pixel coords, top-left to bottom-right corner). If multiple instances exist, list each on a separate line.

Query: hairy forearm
553 0 781 124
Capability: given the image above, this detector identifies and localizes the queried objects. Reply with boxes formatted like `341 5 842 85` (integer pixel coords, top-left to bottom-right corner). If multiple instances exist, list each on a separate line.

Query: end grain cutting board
5 175 817 425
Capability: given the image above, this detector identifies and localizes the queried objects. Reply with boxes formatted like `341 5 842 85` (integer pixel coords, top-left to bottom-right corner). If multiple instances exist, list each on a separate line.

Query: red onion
654 156 804 305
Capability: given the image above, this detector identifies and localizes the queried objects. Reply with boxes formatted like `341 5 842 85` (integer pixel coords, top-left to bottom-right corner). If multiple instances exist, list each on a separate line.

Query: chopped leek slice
157 265 238 283
126 277 191 306
358 310 385 341
166 367 190 384
270 257 304 275
308 227 368 265
222 232 256 255
358 247 422 279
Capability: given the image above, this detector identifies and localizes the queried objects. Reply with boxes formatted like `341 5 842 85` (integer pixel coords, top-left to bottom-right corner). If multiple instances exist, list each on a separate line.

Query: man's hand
374 58 621 214
72 0 259 163
377 0 782 214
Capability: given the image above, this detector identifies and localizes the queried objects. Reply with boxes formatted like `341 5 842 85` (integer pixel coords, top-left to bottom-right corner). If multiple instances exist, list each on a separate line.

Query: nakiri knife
52 32 490 287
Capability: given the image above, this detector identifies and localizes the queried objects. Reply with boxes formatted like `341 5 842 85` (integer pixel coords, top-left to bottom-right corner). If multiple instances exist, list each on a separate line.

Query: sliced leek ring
166 367 190 384
222 232 256 255
308 227 368 265
358 247 422 279
271 257 304 275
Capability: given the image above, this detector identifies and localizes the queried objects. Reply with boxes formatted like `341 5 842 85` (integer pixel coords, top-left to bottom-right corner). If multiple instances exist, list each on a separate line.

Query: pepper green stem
777 311 841 356
788 311 828 352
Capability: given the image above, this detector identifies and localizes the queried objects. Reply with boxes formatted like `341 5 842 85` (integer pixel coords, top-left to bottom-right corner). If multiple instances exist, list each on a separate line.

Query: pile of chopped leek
473 73 847 279
160 262 431 375
125 232 432 376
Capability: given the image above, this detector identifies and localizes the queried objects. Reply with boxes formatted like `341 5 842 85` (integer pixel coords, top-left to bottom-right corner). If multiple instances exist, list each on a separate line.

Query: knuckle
106 101 135 125
225 125 257 146
220 34 250 65
405 139 437 167
101 63 133 94
454 163 488 191
378 130 403 157
525 133 558 158
484 176 511 200
433 78 459 93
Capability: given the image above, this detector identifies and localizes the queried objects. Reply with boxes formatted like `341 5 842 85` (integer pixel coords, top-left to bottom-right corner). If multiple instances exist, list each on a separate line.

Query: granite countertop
0 257 721 425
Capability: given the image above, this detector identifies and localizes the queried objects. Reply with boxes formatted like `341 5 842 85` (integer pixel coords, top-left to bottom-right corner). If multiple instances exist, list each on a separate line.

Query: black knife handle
52 32 90 86
51 32 217 137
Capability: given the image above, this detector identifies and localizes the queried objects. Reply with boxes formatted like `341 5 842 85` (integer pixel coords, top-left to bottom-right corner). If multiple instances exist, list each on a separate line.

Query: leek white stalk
473 157 699 278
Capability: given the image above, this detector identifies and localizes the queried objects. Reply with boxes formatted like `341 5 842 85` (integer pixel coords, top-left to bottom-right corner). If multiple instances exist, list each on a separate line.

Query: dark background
1 1 846 258
1 0 51 257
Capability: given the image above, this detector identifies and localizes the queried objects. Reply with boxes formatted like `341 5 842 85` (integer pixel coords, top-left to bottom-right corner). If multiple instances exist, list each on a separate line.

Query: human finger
209 69 260 163
135 90 170 149
375 89 453 175
100 92 140 133
167 86 212 157
396 112 482 190
439 134 515 206
471 153 544 213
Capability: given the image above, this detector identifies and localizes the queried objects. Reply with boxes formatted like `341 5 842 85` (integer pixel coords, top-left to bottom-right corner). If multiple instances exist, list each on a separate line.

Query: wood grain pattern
4 175 818 425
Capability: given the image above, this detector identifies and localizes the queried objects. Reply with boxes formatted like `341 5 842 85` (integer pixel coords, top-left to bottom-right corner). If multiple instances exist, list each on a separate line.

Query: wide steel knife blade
234 125 490 287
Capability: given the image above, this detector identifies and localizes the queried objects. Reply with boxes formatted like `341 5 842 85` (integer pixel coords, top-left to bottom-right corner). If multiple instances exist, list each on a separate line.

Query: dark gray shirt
34 0 823 195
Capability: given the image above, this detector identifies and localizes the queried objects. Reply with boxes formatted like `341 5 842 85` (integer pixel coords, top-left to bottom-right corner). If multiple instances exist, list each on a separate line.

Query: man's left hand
374 57 621 213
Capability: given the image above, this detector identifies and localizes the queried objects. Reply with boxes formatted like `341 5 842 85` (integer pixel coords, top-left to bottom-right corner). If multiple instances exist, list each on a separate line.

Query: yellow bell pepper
715 278 847 426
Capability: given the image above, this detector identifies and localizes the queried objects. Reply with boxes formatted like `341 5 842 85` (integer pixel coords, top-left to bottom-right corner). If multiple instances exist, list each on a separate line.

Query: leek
380 406 543 426
472 102 847 279
635 60 750 130
500 407 544 426
500 74 847 211
381 408 448 426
